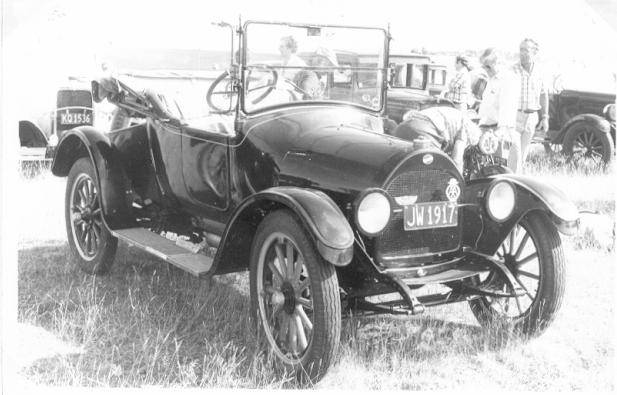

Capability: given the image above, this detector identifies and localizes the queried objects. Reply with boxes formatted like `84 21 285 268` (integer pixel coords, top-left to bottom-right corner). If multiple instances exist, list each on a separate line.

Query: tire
65 157 118 274
562 121 614 164
249 209 341 384
469 211 565 338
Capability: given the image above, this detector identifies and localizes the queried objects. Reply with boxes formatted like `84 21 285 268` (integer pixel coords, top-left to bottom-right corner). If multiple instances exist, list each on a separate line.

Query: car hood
240 105 450 201
281 122 417 192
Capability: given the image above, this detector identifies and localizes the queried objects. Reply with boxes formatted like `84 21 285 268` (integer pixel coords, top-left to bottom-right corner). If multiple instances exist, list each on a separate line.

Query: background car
19 79 94 174
540 86 616 164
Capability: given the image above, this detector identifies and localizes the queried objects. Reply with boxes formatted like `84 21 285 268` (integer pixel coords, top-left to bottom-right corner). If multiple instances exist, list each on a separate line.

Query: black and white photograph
1 0 615 390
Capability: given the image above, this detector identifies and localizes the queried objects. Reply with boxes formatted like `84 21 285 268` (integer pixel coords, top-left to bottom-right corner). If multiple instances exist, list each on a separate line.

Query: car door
181 122 231 213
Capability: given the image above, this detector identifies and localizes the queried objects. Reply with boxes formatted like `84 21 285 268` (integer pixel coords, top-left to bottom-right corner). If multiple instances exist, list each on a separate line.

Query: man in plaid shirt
443 56 472 110
513 38 550 170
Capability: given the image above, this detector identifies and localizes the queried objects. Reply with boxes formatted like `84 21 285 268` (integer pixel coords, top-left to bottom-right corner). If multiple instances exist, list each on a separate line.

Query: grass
14 151 616 390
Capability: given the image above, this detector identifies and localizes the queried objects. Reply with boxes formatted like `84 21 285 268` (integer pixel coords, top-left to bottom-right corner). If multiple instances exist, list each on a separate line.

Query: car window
243 22 386 113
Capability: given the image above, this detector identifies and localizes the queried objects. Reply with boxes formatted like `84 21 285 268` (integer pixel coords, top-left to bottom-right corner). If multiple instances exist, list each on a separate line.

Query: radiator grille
376 170 461 264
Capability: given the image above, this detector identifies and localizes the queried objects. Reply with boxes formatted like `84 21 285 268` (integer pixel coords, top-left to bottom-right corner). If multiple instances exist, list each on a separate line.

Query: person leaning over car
442 55 472 111
477 48 522 171
513 38 549 166
392 106 481 172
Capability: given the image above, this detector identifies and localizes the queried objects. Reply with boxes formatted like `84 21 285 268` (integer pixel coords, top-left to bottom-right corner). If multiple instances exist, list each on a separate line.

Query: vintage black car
542 87 615 164
52 20 579 383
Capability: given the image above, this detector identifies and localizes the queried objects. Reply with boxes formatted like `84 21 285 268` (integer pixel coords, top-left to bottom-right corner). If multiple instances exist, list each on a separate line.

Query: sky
3 0 616 112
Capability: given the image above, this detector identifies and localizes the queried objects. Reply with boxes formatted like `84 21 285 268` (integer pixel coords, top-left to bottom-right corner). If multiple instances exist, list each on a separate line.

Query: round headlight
356 190 392 235
478 131 498 154
486 181 516 222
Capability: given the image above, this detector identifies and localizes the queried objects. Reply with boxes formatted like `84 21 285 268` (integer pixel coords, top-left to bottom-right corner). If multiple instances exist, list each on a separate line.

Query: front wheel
65 157 118 274
249 210 341 383
469 211 565 337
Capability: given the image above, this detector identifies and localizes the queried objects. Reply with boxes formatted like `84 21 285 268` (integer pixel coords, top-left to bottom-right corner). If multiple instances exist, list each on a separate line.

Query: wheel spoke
85 229 91 253
296 305 313 332
517 252 538 267
509 226 517 254
514 275 535 302
90 227 98 252
298 297 313 311
78 188 88 206
285 241 295 279
274 243 287 279
294 313 308 351
513 294 524 316
91 195 99 210
513 232 530 260
267 260 285 283
279 314 290 344
86 180 94 205
288 316 298 355
518 270 539 280
79 225 88 244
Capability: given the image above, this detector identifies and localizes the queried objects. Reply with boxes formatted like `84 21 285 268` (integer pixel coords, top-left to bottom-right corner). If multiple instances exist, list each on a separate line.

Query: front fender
51 126 135 229
554 113 611 144
463 174 579 256
212 187 354 274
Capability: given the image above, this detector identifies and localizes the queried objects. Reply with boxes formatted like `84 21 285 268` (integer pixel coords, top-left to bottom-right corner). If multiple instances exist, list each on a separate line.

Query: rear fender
51 126 135 229
463 174 579 256
553 113 611 144
212 187 354 274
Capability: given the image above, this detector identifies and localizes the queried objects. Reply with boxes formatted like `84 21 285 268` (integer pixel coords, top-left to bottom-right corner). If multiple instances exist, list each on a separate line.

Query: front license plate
59 111 92 125
403 202 458 230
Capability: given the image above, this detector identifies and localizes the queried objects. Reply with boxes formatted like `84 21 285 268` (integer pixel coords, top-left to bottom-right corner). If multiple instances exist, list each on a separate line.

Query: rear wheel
563 122 614 164
65 157 117 274
469 211 565 337
249 210 340 383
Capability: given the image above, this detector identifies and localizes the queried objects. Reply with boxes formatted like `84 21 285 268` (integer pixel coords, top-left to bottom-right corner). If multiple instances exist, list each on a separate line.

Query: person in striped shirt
443 55 472 110
513 38 550 170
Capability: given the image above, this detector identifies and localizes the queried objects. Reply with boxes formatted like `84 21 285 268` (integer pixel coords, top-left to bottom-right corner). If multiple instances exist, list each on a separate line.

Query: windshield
242 22 387 114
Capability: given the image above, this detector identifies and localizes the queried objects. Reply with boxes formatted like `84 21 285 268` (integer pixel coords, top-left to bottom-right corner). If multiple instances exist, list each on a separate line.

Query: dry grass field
14 149 616 390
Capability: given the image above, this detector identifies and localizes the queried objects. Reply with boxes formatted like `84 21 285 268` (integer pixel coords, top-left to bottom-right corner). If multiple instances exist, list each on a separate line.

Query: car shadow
18 242 516 388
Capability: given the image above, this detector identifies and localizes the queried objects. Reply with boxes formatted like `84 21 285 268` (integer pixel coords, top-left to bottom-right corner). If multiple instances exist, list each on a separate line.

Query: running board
111 228 213 276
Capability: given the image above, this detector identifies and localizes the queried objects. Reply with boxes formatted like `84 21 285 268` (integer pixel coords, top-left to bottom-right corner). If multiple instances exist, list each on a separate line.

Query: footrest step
112 228 213 276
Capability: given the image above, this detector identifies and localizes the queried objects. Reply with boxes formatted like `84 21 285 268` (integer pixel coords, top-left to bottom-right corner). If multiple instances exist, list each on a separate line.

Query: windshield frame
239 20 390 116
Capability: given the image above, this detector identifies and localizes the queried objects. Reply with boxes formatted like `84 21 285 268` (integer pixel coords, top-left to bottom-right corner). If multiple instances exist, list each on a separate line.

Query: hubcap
257 233 314 363
69 173 103 261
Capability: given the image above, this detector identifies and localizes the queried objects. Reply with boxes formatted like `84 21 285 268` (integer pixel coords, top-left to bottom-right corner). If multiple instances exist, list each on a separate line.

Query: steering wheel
206 70 237 112
245 65 280 105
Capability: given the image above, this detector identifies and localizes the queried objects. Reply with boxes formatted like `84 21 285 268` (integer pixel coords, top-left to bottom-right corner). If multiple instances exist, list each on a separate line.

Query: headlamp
485 180 516 222
355 189 392 236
